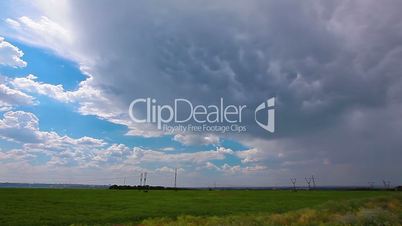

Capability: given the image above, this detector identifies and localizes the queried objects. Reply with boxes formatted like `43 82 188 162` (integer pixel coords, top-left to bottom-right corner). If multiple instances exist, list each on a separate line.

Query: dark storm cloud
63 0 402 184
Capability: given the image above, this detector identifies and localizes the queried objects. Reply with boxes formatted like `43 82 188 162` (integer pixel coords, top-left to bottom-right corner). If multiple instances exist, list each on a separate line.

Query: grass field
0 189 400 225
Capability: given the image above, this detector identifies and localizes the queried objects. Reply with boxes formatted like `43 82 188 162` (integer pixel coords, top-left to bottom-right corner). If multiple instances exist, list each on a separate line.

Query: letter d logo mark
255 97 275 133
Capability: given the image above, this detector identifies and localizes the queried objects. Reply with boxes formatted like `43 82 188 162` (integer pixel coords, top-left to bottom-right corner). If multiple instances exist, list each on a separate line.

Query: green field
0 189 400 225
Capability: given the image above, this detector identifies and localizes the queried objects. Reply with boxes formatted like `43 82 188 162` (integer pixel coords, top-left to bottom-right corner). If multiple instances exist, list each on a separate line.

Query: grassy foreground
140 195 402 226
0 188 399 225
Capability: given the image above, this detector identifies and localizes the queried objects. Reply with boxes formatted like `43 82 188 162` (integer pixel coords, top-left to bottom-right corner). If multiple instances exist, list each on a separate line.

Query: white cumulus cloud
0 37 27 68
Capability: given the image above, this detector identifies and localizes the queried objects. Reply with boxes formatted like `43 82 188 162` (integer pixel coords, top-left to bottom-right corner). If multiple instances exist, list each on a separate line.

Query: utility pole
311 175 316 188
305 177 312 190
143 172 148 192
382 180 391 189
139 172 143 186
123 177 126 185
174 168 177 190
290 178 297 192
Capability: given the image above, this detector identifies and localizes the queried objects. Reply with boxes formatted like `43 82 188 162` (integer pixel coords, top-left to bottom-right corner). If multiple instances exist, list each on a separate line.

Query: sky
0 0 402 187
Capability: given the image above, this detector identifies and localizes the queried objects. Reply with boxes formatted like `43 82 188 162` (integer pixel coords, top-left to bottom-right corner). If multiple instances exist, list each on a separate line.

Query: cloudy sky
0 0 401 187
